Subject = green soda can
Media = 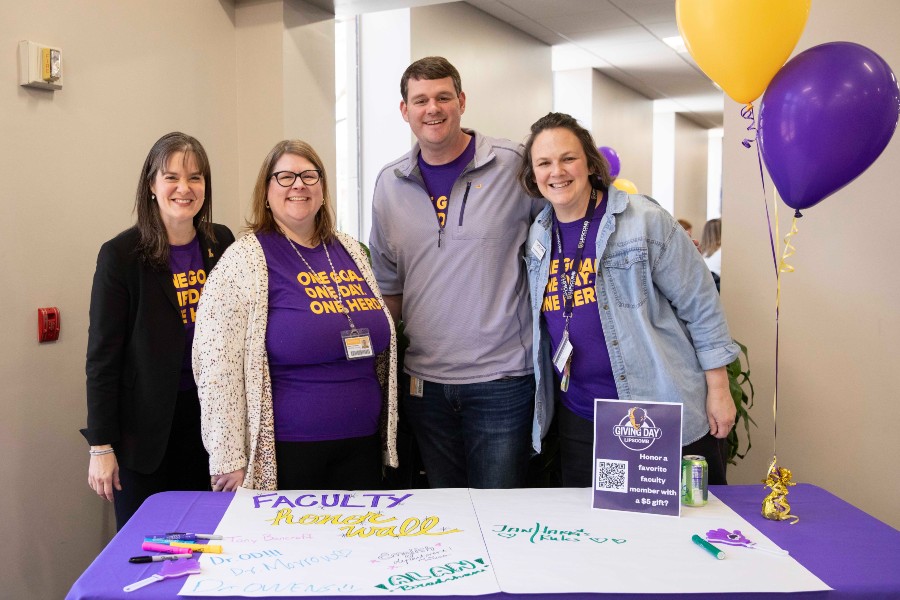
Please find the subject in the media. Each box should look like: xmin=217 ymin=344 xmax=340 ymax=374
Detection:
xmin=681 ymin=455 xmax=708 ymax=507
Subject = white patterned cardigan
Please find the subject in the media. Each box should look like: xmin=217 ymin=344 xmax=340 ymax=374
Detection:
xmin=193 ymin=231 xmax=399 ymax=490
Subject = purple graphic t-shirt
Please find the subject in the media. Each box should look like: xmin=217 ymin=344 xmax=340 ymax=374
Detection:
xmin=257 ymin=232 xmax=391 ymax=442
xmin=169 ymin=236 xmax=206 ymax=390
xmin=541 ymin=204 xmax=619 ymax=419
xmin=418 ymin=135 xmax=476 ymax=229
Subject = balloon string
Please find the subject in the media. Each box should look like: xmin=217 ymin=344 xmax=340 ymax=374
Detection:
xmin=749 ymin=107 xmax=779 ymax=273
xmin=741 ymin=102 xmax=757 ymax=148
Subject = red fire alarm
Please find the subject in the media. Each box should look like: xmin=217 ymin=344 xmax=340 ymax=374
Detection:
xmin=38 ymin=307 xmax=60 ymax=342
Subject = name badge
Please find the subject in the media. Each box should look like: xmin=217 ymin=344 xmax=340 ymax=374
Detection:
xmin=530 ymin=240 xmax=546 ymax=261
xmin=409 ymin=376 xmax=424 ymax=397
xmin=341 ymin=328 xmax=374 ymax=360
xmin=552 ymin=331 xmax=573 ymax=373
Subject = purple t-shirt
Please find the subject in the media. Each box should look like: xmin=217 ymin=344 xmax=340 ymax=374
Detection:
xmin=541 ymin=204 xmax=619 ymax=419
xmin=169 ymin=237 xmax=206 ymax=390
xmin=418 ymin=136 xmax=476 ymax=229
xmin=257 ymin=232 xmax=391 ymax=442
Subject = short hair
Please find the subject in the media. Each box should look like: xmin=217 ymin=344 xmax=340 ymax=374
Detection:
xmin=518 ymin=112 xmax=612 ymax=198
xmin=400 ymin=56 xmax=462 ymax=102
xmin=677 ymin=219 xmax=693 ymax=231
xmin=700 ymin=218 xmax=722 ymax=257
xmin=135 ymin=132 xmax=215 ymax=267
xmin=246 ymin=140 xmax=335 ymax=245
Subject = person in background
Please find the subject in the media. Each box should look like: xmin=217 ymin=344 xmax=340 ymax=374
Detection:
xmin=194 ymin=139 xmax=398 ymax=491
xmin=700 ymin=218 xmax=722 ymax=277
xmin=677 ymin=218 xmax=693 ymax=238
xmin=519 ymin=113 xmax=738 ymax=487
xmin=83 ymin=132 xmax=235 ymax=529
xmin=368 ymin=56 xmax=546 ymax=489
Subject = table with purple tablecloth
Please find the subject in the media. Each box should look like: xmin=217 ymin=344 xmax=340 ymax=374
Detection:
xmin=66 ymin=484 xmax=900 ymax=599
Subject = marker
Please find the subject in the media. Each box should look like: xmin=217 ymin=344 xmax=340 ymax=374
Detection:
xmin=141 ymin=541 xmax=192 ymax=554
xmin=144 ymin=537 xmax=177 ymax=545
xmin=170 ymin=542 xmax=223 ymax=554
xmin=129 ymin=554 xmax=193 ymax=563
xmin=692 ymin=534 xmax=725 ymax=560
xmin=165 ymin=532 xmax=223 ymax=541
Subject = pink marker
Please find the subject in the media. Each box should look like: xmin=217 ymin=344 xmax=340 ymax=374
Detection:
xmin=142 ymin=541 xmax=192 ymax=554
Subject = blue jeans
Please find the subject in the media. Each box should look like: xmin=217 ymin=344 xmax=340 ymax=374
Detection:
xmin=402 ymin=375 xmax=535 ymax=488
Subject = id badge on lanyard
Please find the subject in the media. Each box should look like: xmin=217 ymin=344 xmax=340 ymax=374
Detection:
xmin=341 ymin=328 xmax=374 ymax=360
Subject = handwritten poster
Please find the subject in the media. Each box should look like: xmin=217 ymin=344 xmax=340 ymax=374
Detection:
xmin=593 ymin=399 xmax=683 ymax=516
xmin=180 ymin=488 xmax=498 ymax=597
xmin=471 ymin=488 xmax=830 ymax=595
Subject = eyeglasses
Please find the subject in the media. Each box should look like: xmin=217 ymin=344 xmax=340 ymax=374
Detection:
xmin=270 ymin=169 xmax=321 ymax=187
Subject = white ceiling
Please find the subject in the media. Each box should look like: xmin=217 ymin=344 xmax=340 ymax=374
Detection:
xmin=316 ymin=0 xmax=725 ymax=128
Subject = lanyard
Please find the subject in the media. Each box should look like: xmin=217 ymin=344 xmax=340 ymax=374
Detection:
xmin=553 ymin=189 xmax=598 ymax=332
xmin=284 ymin=233 xmax=357 ymax=330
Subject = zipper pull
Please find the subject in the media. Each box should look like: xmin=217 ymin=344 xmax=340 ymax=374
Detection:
xmin=438 ymin=228 xmax=443 ymax=248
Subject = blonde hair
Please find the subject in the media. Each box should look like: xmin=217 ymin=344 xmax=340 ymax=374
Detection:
xmin=246 ymin=140 xmax=335 ymax=245
xmin=700 ymin=218 xmax=721 ymax=257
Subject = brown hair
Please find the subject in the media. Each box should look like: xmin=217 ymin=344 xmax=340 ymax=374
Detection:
xmin=517 ymin=112 xmax=612 ymax=198
xmin=400 ymin=56 xmax=462 ymax=102
xmin=135 ymin=132 xmax=215 ymax=268
xmin=246 ymin=140 xmax=335 ymax=245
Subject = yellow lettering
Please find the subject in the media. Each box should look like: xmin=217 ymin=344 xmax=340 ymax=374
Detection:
xmin=345 ymin=298 xmax=361 ymax=311
xmin=310 ymin=301 xmax=324 ymax=315
xmin=187 ymin=270 xmax=197 ymax=286
xmin=196 ymin=269 xmax=206 ymax=284
xmin=435 ymin=195 xmax=448 ymax=210
xmin=582 ymin=287 xmax=596 ymax=304
xmin=545 ymin=277 xmax=558 ymax=293
xmin=574 ymin=288 xmax=585 ymax=306
xmin=174 ymin=272 xmax=188 ymax=288
xmin=268 ymin=508 xmax=295 ymax=525
xmin=189 ymin=306 xmax=197 ymax=322
xmin=438 ymin=212 xmax=446 ymax=227
xmin=297 ymin=272 xmax=312 ymax=286
xmin=180 ymin=308 xmax=188 ymax=324
xmin=549 ymin=259 xmax=558 ymax=275
xmin=541 ymin=295 xmax=560 ymax=312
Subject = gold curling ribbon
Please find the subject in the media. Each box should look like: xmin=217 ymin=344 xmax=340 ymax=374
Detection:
xmin=761 ymin=456 xmax=799 ymax=524
xmin=764 ymin=188 xmax=802 ymax=521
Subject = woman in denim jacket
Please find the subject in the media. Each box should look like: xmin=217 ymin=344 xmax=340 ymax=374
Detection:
xmin=518 ymin=113 xmax=739 ymax=486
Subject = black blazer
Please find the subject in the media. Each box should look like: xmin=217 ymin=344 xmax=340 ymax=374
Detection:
xmin=82 ymin=224 xmax=235 ymax=474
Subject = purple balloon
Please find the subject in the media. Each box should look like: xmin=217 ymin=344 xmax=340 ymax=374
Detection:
xmin=759 ymin=42 xmax=900 ymax=214
xmin=598 ymin=146 xmax=621 ymax=179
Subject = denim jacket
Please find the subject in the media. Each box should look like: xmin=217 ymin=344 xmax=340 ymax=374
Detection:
xmin=525 ymin=187 xmax=739 ymax=452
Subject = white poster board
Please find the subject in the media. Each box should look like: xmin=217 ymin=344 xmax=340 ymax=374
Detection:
xmin=470 ymin=487 xmax=830 ymax=595
xmin=180 ymin=487 xmax=830 ymax=596
xmin=180 ymin=488 xmax=497 ymax=596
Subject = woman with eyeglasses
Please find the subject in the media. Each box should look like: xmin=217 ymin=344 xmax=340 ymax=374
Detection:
xmin=82 ymin=132 xmax=235 ymax=528
xmin=194 ymin=140 xmax=398 ymax=491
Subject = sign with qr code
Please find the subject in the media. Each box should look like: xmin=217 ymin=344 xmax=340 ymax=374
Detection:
xmin=592 ymin=399 xmax=682 ymax=516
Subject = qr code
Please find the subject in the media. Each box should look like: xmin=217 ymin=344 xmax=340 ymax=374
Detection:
xmin=596 ymin=459 xmax=628 ymax=492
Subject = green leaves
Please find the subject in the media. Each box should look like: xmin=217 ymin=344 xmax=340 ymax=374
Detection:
xmin=726 ymin=340 xmax=756 ymax=465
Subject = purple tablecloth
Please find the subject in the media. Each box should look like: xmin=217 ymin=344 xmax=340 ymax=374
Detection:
xmin=67 ymin=484 xmax=900 ymax=599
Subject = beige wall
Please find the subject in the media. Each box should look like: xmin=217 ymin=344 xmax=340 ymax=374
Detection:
xmin=0 ymin=0 xmax=337 ymax=595
xmin=0 ymin=1 xmax=241 ymax=596
xmin=410 ymin=1 xmax=552 ymax=144
xmin=673 ymin=114 xmax=709 ymax=231
xmin=236 ymin=0 xmax=336 ymax=225
xmin=591 ymin=69 xmax=654 ymax=195
xmin=723 ymin=0 xmax=900 ymax=529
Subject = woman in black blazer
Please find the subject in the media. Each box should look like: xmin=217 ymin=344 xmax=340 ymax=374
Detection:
xmin=82 ymin=132 xmax=235 ymax=529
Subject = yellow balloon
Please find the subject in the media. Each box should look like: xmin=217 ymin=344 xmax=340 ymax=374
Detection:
xmin=676 ymin=0 xmax=810 ymax=104
xmin=612 ymin=178 xmax=638 ymax=194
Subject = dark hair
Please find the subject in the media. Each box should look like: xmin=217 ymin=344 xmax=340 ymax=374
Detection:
xmin=246 ymin=139 xmax=335 ymax=245
xmin=518 ymin=112 xmax=612 ymax=198
xmin=400 ymin=56 xmax=462 ymax=102
xmin=135 ymin=132 xmax=215 ymax=267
